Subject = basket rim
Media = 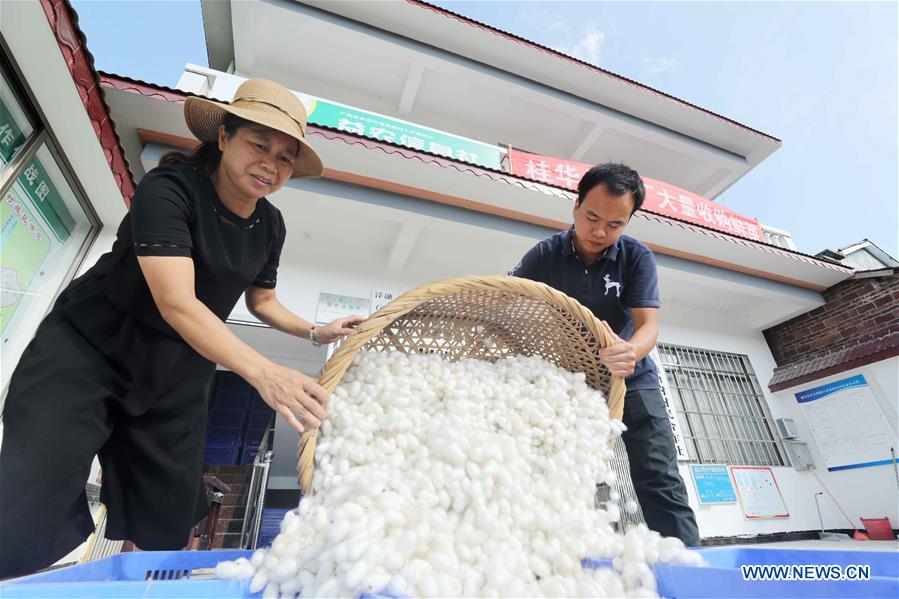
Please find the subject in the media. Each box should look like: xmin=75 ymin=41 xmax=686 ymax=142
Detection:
xmin=298 ymin=275 xmax=627 ymax=493
xmin=319 ymin=275 xmax=617 ymax=389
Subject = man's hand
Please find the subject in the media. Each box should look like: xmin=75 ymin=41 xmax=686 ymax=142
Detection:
xmin=598 ymin=320 xmax=637 ymax=378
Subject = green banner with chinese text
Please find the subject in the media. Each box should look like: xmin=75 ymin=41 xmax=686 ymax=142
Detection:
xmin=304 ymin=98 xmax=504 ymax=170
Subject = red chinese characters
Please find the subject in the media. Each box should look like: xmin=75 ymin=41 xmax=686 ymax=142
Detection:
xmin=508 ymin=149 xmax=764 ymax=242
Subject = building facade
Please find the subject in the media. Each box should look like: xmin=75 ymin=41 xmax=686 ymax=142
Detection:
xmin=2 ymin=0 xmax=894 ymax=553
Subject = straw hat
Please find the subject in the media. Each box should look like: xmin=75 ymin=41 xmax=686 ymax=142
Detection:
xmin=184 ymin=79 xmax=324 ymax=178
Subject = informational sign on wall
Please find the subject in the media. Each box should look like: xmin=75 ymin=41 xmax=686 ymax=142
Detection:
xmin=689 ymin=464 xmax=737 ymax=504
xmin=731 ymin=466 xmax=789 ymax=519
xmin=297 ymin=94 xmax=505 ymax=170
xmin=650 ymin=347 xmax=690 ymax=461
xmin=795 ymin=374 xmax=897 ymax=472
xmin=1 ymin=151 xmax=74 ymax=339
xmin=315 ymin=293 xmax=369 ymax=326
xmin=0 ymin=94 xmax=29 ymax=164
xmin=369 ymin=289 xmax=399 ymax=316
xmin=507 ymin=148 xmax=765 ymax=242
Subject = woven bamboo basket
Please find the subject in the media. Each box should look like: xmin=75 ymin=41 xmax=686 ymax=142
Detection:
xmin=297 ymin=275 xmax=626 ymax=494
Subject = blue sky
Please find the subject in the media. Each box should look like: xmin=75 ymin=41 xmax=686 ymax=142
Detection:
xmin=74 ymin=1 xmax=897 ymax=256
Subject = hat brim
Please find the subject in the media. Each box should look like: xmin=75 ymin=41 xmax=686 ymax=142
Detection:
xmin=183 ymin=96 xmax=324 ymax=179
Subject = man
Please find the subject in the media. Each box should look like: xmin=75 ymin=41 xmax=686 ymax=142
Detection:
xmin=510 ymin=162 xmax=699 ymax=546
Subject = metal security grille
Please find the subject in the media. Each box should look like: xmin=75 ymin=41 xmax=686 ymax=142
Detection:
xmin=657 ymin=344 xmax=786 ymax=466
xmin=595 ymin=437 xmax=647 ymax=533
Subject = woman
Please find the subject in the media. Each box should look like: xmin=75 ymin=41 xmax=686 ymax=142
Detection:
xmin=0 ymin=79 xmax=363 ymax=577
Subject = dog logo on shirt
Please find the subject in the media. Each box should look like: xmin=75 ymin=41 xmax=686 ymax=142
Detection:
xmin=604 ymin=274 xmax=622 ymax=297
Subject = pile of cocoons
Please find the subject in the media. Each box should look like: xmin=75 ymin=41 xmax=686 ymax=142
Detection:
xmin=216 ymin=350 xmax=704 ymax=597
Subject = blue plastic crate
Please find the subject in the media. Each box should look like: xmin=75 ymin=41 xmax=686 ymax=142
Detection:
xmin=256 ymin=530 xmax=276 ymax=548
xmin=247 ymin=410 xmax=273 ymax=430
xmin=249 ymin=392 xmax=270 ymax=413
xmin=203 ymin=444 xmax=239 ymax=466
xmin=212 ymin=389 xmax=252 ymax=411
xmin=2 ymin=546 xmax=895 ymax=598
xmin=262 ymin=508 xmax=291 ymax=519
xmin=257 ymin=508 xmax=290 ymax=547
xmin=583 ymin=547 xmax=898 ymax=598
xmin=255 ymin=509 xmax=291 ymax=547
xmin=0 ymin=550 xmax=253 ymax=598
xmin=205 ymin=425 xmax=243 ymax=447
xmin=207 ymin=409 xmax=246 ymax=429
xmin=243 ymin=428 xmax=264 ymax=448
xmin=256 ymin=522 xmax=281 ymax=547
xmin=239 ymin=447 xmax=261 ymax=465
xmin=216 ymin=371 xmax=250 ymax=392
xmin=0 ymin=549 xmax=402 ymax=598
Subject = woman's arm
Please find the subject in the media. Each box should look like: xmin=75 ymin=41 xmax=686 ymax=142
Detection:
xmin=246 ymin=286 xmax=364 ymax=344
xmin=245 ymin=286 xmax=312 ymax=338
xmin=138 ymin=255 xmax=325 ymax=432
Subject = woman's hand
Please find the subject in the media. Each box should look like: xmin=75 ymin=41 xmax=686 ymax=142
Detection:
xmin=252 ymin=363 xmax=329 ymax=433
xmin=597 ymin=320 xmax=637 ymax=378
xmin=314 ymin=315 xmax=366 ymax=344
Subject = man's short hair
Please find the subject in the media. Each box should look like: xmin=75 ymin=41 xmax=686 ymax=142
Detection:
xmin=577 ymin=163 xmax=645 ymax=215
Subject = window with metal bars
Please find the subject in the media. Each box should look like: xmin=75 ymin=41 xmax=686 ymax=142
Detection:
xmin=656 ymin=343 xmax=786 ymax=466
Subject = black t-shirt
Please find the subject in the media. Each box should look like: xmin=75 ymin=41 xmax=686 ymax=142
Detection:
xmin=87 ymin=162 xmax=286 ymax=338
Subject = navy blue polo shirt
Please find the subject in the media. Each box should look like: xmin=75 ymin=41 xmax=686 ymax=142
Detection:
xmin=510 ymin=227 xmax=660 ymax=390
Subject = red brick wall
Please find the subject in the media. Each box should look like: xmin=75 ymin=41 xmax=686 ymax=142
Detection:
xmin=764 ymin=273 xmax=899 ymax=366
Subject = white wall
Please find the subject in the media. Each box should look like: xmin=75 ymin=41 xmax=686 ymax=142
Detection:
xmin=660 ymin=300 xmax=899 ymax=539
xmin=764 ymin=360 xmax=898 ymax=532
xmin=230 ymin=254 xmax=427 ymax=329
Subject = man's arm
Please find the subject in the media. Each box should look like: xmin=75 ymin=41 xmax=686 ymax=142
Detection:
xmin=509 ymin=244 xmax=541 ymax=280
xmin=629 ymin=307 xmax=660 ymax=361
xmin=598 ymin=308 xmax=659 ymax=377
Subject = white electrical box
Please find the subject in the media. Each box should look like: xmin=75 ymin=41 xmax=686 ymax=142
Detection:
xmin=785 ymin=441 xmax=815 ymax=470
xmin=776 ymin=417 xmax=799 ymax=440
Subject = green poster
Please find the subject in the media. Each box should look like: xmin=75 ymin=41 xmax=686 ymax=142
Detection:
xmin=15 ymin=156 xmax=73 ymax=243
xmin=1 ymin=186 xmax=53 ymax=334
xmin=0 ymin=96 xmax=28 ymax=165
xmin=305 ymin=98 xmax=504 ymax=170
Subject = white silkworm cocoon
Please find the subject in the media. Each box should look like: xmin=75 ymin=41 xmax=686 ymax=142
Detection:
xmin=607 ymin=503 xmax=621 ymax=522
xmin=248 ymin=570 xmax=268 ymax=594
xmin=261 ymin=581 xmax=278 ymax=599
xmin=215 ymin=350 xmax=705 ymax=596
xmin=214 ymin=560 xmax=238 ymax=580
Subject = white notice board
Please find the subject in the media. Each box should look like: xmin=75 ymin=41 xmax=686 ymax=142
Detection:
xmin=315 ymin=293 xmax=369 ymax=325
xmin=370 ymin=289 xmax=399 ymax=316
xmin=650 ymin=347 xmax=690 ymax=461
xmin=795 ymin=374 xmax=897 ymax=472
xmin=731 ymin=466 xmax=789 ymax=519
